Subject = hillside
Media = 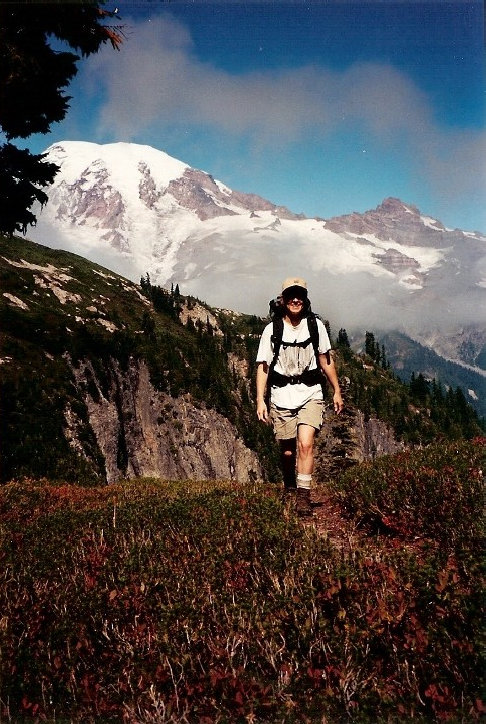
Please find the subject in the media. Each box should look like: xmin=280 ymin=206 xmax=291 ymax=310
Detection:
xmin=0 ymin=234 xmax=272 ymax=485
xmin=1 ymin=234 xmax=483 ymax=487
xmin=376 ymin=330 xmax=486 ymax=420
xmin=0 ymin=438 xmax=484 ymax=722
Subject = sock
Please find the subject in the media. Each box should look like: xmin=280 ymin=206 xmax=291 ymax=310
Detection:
xmin=296 ymin=473 xmax=312 ymax=490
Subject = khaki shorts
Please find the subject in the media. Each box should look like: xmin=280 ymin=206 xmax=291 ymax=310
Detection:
xmin=270 ymin=399 xmax=324 ymax=440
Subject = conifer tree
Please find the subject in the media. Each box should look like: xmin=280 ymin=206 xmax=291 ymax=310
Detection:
xmin=337 ymin=328 xmax=350 ymax=347
xmin=141 ymin=311 xmax=156 ymax=342
xmin=0 ymin=2 xmax=124 ymax=236
xmin=381 ymin=344 xmax=388 ymax=369
xmin=365 ymin=331 xmax=376 ymax=359
xmin=140 ymin=273 xmax=151 ymax=295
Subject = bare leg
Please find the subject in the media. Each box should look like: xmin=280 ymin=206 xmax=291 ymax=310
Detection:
xmin=296 ymin=424 xmax=316 ymax=475
xmin=295 ymin=424 xmax=315 ymax=517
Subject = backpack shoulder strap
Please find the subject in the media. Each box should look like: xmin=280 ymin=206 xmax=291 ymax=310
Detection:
xmin=307 ymin=313 xmax=320 ymax=361
xmin=307 ymin=313 xmax=329 ymax=394
xmin=270 ymin=316 xmax=284 ymax=368
xmin=265 ymin=317 xmax=283 ymax=408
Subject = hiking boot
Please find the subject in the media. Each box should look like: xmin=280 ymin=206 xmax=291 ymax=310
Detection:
xmin=280 ymin=484 xmax=296 ymax=504
xmin=283 ymin=471 xmax=297 ymax=491
xmin=296 ymin=488 xmax=313 ymax=518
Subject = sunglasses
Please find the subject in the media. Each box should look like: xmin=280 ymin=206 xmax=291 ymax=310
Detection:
xmin=284 ymin=296 xmax=305 ymax=304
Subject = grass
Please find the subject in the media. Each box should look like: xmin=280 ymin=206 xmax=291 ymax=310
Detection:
xmin=0 ymin=438 xmax=484 ymax=723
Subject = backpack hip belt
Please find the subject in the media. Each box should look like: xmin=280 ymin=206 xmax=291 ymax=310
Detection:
xmin=270 ymin=367 xmax=322 ymax=387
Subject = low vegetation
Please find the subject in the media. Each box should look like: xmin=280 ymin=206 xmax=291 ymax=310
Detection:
xmin=1 ymin=438 xmax=484 ymax=722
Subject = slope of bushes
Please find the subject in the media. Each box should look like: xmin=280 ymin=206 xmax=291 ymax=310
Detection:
xmin=333 ymin=338 xmax=485 ymax=446
xmin=331 ymin=438 xmax=485 ymax=551
xmin=0 ymin=439 xmax=484 ymax=722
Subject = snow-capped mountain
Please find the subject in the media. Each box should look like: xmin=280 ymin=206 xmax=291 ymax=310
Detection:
xmin=30 ymin=141 xmax=485 ymax=370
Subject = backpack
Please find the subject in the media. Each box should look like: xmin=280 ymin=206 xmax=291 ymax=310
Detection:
xmin=265 ymin=298 xmax=326 ymax=405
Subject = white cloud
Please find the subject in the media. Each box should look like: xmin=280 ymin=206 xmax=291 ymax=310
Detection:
xmin=418 ymin=128 xmax=486 ymax=212
xmin=85 ymin=14 xmax=484 ymax=225
xmin=89 ymin=17 xmax=432 ymax=141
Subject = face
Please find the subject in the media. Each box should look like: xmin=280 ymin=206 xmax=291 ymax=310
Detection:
xmin=283 ymin=289 xmax=306 ymax=313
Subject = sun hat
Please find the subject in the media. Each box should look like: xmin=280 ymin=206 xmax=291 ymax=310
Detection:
xmin=281 ymin=277 xmax=308 ymax=295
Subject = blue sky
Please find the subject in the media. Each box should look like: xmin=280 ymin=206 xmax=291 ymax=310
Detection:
xmin=27 ymin=0 xmax=485 ymax=231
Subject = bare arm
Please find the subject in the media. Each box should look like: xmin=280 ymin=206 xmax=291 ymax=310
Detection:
xmin=319 ymin=351 xmax=344 ymax=414
xmin=256 ymin=361 xmax=269 ymax=421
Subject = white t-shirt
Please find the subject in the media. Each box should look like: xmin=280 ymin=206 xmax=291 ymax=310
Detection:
xmin=256 ymin=316 xmax=331 ymax=409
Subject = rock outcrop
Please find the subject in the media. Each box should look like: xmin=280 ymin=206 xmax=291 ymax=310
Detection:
xmin=66 ymin=356 xmax=262 ymax=484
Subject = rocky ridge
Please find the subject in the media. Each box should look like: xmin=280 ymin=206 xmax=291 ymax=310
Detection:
xmin=325 ymin=197 xmax=450 ymax=245
xmin=315 ymin=391 xmax=403 ymax=485
xmin=67 ymin=356 xmax=261 ymax=484
xmin=0 ymin=236 xmax=264 ymax=485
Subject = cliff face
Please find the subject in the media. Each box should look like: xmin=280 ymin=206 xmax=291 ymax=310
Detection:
xmin=66 ymin=356 xmax=262 ymax=484
xmin=64 ymin=353 xmax=402 ymax=488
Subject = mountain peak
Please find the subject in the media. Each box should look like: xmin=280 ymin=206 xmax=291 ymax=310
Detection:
xmin=45 ymin=140 xmax=190 ymax=188
xmin=29 ymin=140 xmax=485 ymax=344
xmin=376 ymin=197 xmax=420 ymax=216
xmin=325 ymin=195 xmax=449 ymax=245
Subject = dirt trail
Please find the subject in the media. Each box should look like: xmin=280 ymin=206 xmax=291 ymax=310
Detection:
xmin=306 ymin=486 xmax=426 ymax=561
xmin=304 ymin=486 xmax=363 ymax=554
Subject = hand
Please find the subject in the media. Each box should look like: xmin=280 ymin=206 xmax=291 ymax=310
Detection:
xmin=257 ymin=400 xmax=268 ymax=422
xmin=333 ymin=391 xmax=344 ymax=414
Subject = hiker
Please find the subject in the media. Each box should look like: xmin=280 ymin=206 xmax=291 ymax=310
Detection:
xmin=256 ymin=277 xmax=343 ymax=517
